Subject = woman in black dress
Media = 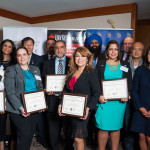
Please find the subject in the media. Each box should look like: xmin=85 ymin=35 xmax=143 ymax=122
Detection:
xmin=131 ymin=47 xmax=150 ymax=150
xmin=0 ymin=39 xmax=16 ymax=150
xmin=58 ymin=47 xmax=100 ymax=150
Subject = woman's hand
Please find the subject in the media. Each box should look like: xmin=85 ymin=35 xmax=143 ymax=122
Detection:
xmin=139 ymin=107 xmax=148 ymax=117
xmin=58 ymin=105 xmax=65 ymax=116
xmin=47 ymin=92 xmax=55 ymax=95
xmin=0 ymin=106 xmax=6 ymax=114
xmin=99 ymin=96 xmax=107 ymax=103
xmin=121 ymin=98 xmax=128 ymax=102
xmin=80 ymin=107 xmax=90 ymax=120
xmin=20 ymin=107 xmax=30 ymax=117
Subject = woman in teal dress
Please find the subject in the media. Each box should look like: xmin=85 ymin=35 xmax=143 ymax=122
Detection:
xmin=96 ymin=40 xmax=132 ymax=150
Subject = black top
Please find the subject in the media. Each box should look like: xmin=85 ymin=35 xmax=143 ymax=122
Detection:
xmin=63 ymin=69 xmax=101 ymax=110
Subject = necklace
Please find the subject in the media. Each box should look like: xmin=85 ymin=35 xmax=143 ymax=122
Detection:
xmin=107 ymin=61 xmax=119 ymax=71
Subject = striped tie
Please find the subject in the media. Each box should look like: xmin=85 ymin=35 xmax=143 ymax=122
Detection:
xmin=57 ymin=59 xmax=63 ymax=74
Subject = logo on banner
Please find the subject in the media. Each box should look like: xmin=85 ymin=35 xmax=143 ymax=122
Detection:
xmin=117 ymin=33 xmax=121 ymax=38
xmin=107 ymin=33 xmax=111 ymax=38
xmin=49 ymin=34 xmax=55 ymax=39
xmin=87 ymin=32 xmax=92 ymax=37
xmin=97 ymin=32 xmax=102 ymax=37
xmin=127 ymin=33 xmax=132 ymax=37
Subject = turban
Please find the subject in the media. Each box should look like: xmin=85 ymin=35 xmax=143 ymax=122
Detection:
xmin=86 ymin=34 xmax=102 ymax=48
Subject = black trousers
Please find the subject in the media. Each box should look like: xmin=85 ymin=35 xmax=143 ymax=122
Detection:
xmin=0 ymin=113 xmax=7 ymax=141
xmin=9 ymin=112 xmax=39 ymax=150
xmin=47 ymin=112 xmax=74 ymax=150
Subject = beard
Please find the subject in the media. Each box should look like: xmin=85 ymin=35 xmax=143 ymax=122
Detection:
xmin=48 ymin=46 xmax=55 ymax=56
xmin=88 ymin=45 xmax=102 ymax=59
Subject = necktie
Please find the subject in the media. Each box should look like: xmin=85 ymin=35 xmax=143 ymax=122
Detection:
xmin=57 ymin=59 xmax=63 ymax=74
xmin=125 ymin=54 xmax=130 ymax=61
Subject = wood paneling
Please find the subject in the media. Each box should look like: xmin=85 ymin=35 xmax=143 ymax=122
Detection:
xmin=0 ymin=8 xmax=30 ymax=23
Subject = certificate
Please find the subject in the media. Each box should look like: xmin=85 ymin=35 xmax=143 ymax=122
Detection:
xmin=22 ymin=90 xmax=47 ymax=114
xmin=101 ymin=78 xmax=128 ymax=100
xmin=46 ymin=75 xmax=66 ymax=93
xmin=0 ymin=91 xmax=5 ymax=113
xmin=61 ymin=93 xmax=87 ymax=118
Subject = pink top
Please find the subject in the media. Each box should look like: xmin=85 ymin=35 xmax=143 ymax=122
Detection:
xmin=69 ymin=76 xmax=77 ymax=91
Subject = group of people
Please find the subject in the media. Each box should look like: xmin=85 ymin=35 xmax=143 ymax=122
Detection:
xmin=0 ymin=34 xmax=149 ymax=150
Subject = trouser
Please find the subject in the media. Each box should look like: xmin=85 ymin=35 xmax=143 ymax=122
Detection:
xmin=9 ymin=112 xmax=39 ymax=150
xmin=0 ymin=113 xmax=7 ymax=141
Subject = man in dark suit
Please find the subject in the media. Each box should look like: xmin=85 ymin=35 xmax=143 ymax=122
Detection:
xmin=43 ymin=38 xmax=56 ymax=61
xmin=42 ymin=40 xmax=73 ymax=150
xmin=122 ymin=37 xmax=134 ymax=61
xmin=22 ymin=37 xmax=47 ymax=147
xmin=22 ymin=37 xmax=43 ymax=68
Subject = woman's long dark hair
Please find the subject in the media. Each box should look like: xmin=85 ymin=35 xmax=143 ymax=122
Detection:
xmin=144 ymin=46 xmax=150 ymax=68
xmin=0 ymin=39 xmax=16 ymax=64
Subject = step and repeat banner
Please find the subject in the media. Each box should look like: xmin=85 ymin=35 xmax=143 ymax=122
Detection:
xmin=3 ymin=27 xmax=133 ymax=57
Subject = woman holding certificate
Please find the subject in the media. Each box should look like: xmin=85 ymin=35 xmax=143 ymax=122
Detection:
xmin=4 ymin=47 xmax=43 ymax=150
xmin=130 ymin=47 xmax=150 ymax=150
xmin=0 ymin=39 xmax=16 ymax=150
xmin=95 ymin=40 xmax=132 ymax=150
xmin=58 ymin=47 xmax=100 ymax=150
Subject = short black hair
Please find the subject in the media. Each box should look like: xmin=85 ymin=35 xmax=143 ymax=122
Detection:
xmin=46 ymin=38 xmax=56 ymax=45
xmin=21 ymin=37 xmax=34 ymax=46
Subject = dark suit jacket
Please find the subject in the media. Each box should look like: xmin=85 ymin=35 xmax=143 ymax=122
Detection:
xmin=42 ymin=56 xmax=70 ymax=112
xmin=96 ymin=59 xmax=132 ymax=93
xmin=63 ymin=69 xmax=101 ymax=110
xmin=30 ymin=53 xmax=43 ymax=70
xmin=4 ymin=64 xmax=43 ymax=114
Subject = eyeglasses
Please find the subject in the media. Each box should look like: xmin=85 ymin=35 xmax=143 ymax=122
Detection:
xmin=124 ymin=43 xmax=133 ymax=46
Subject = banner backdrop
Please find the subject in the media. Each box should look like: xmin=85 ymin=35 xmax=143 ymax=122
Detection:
xmin=86 ymin=29 xmax=133 ymax=53
xmin=3 ymin=27 xmax=47 ymax=56
xmin=47 ymin=29 xmax=86 ymax=57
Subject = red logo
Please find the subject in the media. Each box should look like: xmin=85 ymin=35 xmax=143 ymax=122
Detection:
xmin=49 ymin=34 xmax=55 ymax=39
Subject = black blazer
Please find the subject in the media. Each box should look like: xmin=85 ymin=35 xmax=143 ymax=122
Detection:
xmin=42 ymin=56 xmax=70 ymax=112
xmin=30 ymin=53 xmax=43 ymax=70
xmin=63 ymin=69 xmax=101 ymax=110
xmin=96 ymin=59 xmax=132 ymax=93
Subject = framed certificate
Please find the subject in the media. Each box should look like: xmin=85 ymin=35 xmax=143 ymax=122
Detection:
xmin=45 ymin=74 xmax=66 ymax=93
xmin=101 ymin=78 xmax=128 ymax=100
xmin=0 ymin=90 xmax=5 ymax=113
xmin=61 ymin=93 xmax=88 ymax=118
xmin=22 ymin=90 xmax=48 ymax=114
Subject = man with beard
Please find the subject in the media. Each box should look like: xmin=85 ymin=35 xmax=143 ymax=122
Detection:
xmin=86 ymin=34 xmax=105 ymax=67
xmin=43 ymin=38 xmax=56 ymax=61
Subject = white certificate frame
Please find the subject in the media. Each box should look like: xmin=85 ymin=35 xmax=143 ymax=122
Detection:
xmin=61 ymin=93 xmax=88 ymax=118
xmin=0 ymin=90 xmax=5 ymax=113
xmin=45 ymin=74 xmax=66 ymax=93
xmin=101 ymin=78 xmax=128 ymax=100
xmin=22 ymin=90 xmax=47 ymax=114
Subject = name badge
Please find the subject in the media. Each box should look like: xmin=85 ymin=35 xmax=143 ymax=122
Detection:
xmin=120 ymin=66 xmax=129 ymax=72
xmin=34 ymin=75 xmax=41 ymax=81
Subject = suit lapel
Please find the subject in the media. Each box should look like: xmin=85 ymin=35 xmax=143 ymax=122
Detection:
xmin=50 ymin=58 xmax=55 ymax=74
xmin=15 ymin=64 xmax=25 ymax=83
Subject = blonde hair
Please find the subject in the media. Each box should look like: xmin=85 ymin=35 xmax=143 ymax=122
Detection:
xmin=67 ymin=47 xmax=94 ymax=78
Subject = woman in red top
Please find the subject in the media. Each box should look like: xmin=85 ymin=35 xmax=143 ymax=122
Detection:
xmin=58 ymin=47 xmax=100 ymax=150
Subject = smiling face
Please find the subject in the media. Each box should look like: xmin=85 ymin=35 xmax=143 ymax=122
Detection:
xmin=23 ymin=40 xmax=34 ymax=55
xmin=54 ymin=41 xmax=66 ymax=59
xmin=2 ymin=41 xmax=13 ymax=55
xmin=75 ymin=52 xmax=88 ymax=68
xmin=131 ymin=42 xmax=144 ymax=59
xmin=16 ymin=48 xmax=29 ymax=66
xmin=123 ymin=37 xmax=134 ymax=54
xmin=107 ymin=44 xmax=119 ymax=60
